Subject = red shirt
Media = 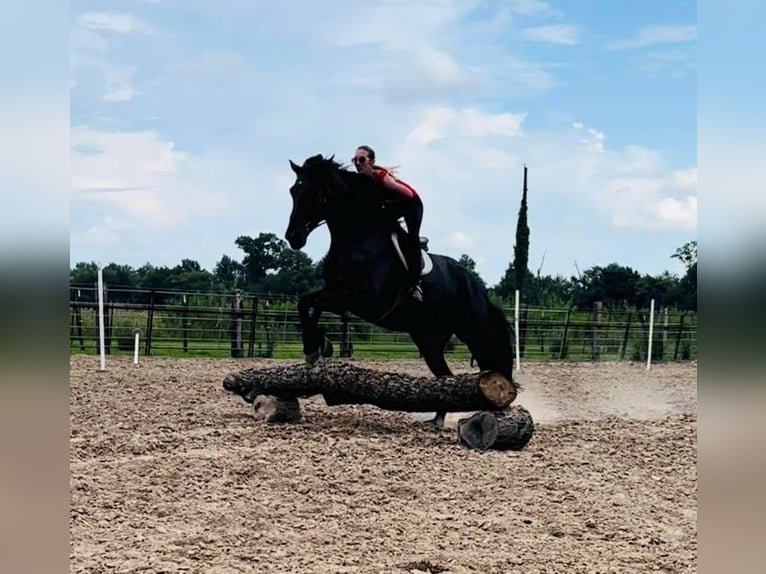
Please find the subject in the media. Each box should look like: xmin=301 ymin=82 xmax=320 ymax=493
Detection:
xmin=375 ymin=168 xmax=417 ymax=199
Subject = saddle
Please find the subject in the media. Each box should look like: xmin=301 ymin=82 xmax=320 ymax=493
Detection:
xmin=390 ymin=230 xmax=434 ymax=276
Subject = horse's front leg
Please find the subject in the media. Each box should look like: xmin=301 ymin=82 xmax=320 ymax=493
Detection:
xmin=297 ymin=289 xmax=347 ymax=365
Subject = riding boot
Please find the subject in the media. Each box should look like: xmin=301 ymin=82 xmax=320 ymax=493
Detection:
xmin=406 ymin=242 xmax=424 ymax=302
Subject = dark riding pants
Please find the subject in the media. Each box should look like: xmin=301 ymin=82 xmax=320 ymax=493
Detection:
xmin=402 ymin=195 xmax=423 ymax=286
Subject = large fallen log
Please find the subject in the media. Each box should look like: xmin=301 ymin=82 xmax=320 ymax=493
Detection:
xmin=457 ymin=406 xmax=534 ymax=451
xmin=222 ymin=360 xmax=518 ymax=413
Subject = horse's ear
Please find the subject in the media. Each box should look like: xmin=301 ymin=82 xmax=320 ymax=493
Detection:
xmin=289 ymin=159 xmax=302 ymax=175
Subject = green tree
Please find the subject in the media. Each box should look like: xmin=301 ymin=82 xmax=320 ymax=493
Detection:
xmin=70 ymin=261 xmax=99 ymax=286
xmin=572 ymin=263 xmax=642 ymax=309
xmin=258 ymin=249 xmax=321 ymax=295
xmin=214 ymin=255 xmax=244 ymax=290
xmin=170 ymin=259 xmax=216 ymax=292
xmin=528 ymin=274 xmax=576 ymax=307
xmin=513 ymin=165 xmax=530 ymax=295
xmin=671 ymin=240 xmax=697 ymax=311
xmin=235 ymin=232 xmax=286 ymax=288
xmin=70 ymin=262 xmax=139 ymax=302
xmin=671 ymin=240 xmax=697 ymax=269
xmin=456 ymin=254 xmax=486 ymax=290
xmin=635 ymin=271 xmax=679 ymax=309
xmin=492 ymin=261 xmax=535 ymax=301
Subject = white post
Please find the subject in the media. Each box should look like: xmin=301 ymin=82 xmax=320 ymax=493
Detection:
xmin=514 ymin=289 xmax=521 ymax=371
xmin=646 ymin=298 xmax=655 ymax=371
xmin=133 ymin=329 xmax=141 ymax=366
xmin=97 ymin=267 xmax=106 ymax=371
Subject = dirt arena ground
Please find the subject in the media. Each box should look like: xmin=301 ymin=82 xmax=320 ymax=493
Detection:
xmin=70 ymin=355 xmax=697 ymax=574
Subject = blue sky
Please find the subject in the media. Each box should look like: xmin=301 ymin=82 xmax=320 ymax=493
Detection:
xmin=70 ymin=0 xmax=697 ymax=286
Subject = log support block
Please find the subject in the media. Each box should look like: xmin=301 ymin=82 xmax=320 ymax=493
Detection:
xmin=457 ymin=406 xmax=534 ymax=451
xmin=251 ymin=396 xmax=301 ymax=423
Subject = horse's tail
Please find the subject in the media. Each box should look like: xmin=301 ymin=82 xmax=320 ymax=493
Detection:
xmin=449 ymin=256 xmax=519 ymax=390
xmin=484 ymin=299 xmax=521 ymax=391
xmin=486 ymin=298 xmax=514 ymax=345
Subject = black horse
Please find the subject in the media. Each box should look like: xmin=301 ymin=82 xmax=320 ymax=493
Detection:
xmin=284 ymin=154 xmax=517 ymax=427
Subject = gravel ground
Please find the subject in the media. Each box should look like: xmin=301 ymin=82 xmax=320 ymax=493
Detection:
xmin=70 ymin=355 xmax=697 ymax=573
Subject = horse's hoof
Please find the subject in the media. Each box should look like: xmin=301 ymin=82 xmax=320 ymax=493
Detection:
xmin=424 ymin=412 xmax=446 ymax=429
xmin=321 ymin=337 xmax=334 ymax=357
xmin=305 ymin=349 xmax=320 ymax=365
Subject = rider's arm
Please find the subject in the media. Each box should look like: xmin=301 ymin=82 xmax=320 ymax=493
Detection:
xmin=376 ymin=169 xmax=416 ymax=199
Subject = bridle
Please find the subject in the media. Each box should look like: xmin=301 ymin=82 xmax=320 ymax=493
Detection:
xmin=301 ymin=167 xmax=346 ymax=234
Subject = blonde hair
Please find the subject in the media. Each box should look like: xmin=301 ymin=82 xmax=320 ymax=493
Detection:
xmin=379 ymin=164 xmax=401 ymax=176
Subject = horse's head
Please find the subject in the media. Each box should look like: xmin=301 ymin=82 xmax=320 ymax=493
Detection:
xmin=284 ymin=154 xmax=346 ymax=249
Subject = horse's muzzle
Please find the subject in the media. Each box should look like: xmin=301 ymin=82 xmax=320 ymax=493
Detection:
xmin=285 ymin=228 xmax=306 ymax=250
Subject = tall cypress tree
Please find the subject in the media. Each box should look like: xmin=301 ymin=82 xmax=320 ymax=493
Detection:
xmin=513 ymin=165 xmax=530 ymax=295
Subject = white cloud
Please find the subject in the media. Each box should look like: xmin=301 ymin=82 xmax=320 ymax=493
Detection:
xmin=652 ymin=196 xmax=697 ymax=230
xmin=574 ymin=123 xmax=605 ymax=153
xmin=636 ymin=48 xmax=695 ymax=78
xmin=447 ymin=231 xmax=474 ymax=250
xmin=385 ymin=111 xmax=696 ymax=269
xmin=322 ymin=0 xmax=468 ymax=49
xmin=504 ymin=0 xmax=561 ymax=19
xmin=606 ymin=25 xmax=697 ymax=50
xmin=169 ymin=51 xmax=249 ymax=75
xmin=74 ymin=215 xmax=136 ymax=245
xmin=379 ymin=45 xmax=477 ymax=102
xmin=71 ymin=12 xmax=149 ymax=102
xmin=102 ymin=65 xmax=138 ymax=101
xmin=315 ymin=0 xmax=561 ymax=102
xmin=670 ymin=167 xmax=697 ymax=191
xmin=78 ymin=12 xmax=152 ymax=34
xmin=71 ymin=128 xmax=229 ymax=229
xmin=521 ymin=24 xmax=581 ymax=45
xmin=405 ymin=106 xmax=526 ymax=145
xmin=553 ymin=128 xmax=698 ymax=232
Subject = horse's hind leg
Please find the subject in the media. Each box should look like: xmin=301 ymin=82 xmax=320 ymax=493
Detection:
xmin=411 ymin=331 xmax=453 ymax=428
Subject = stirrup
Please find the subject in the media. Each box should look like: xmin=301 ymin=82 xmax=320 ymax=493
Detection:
xmin=409 ymin=283 xmax=423 ymax=302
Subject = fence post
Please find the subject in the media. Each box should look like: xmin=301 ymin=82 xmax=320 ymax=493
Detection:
xmin=106 ymin=301 xmax=114 ymax=355
xmin=591 ymin=301 xmax=603 ymax=360
xmin=182 ymin=294 xmax=189 ymax=353
xmin=230 ymin=290 xmax=244 ymax=358
xmin=673 ymin=312 xmax=686 ymax=360
xmin=340 ymin=311 xmax=352 ymax=358
xmin=73 ymin=289 xmax=85 ymax=351
xmin=144 ymin=290 xmax=155 ymax=356
xmin=620 ymin=312 xmax=632 ymax=360
xmin=247 ymin=296 xmax=259 ymax=358
xmin=558 ymin=308 xmax=571 ymax=359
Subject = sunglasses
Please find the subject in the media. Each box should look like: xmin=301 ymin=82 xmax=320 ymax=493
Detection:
xmin=352 ymin=156 xmax=368 ymax=165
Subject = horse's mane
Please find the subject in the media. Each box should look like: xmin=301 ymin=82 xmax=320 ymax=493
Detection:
xmin=302 ymin=153 xmax=349 ymax=173
xmin=302 ymin=154 xmax=380 ymax=195
xmin=303 ymin=154 xmax=402 ymax=182
xmin=299 ymin=154 xmax=398 ymax=232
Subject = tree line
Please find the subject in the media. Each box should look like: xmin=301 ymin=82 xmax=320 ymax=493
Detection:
xmin=69 ymin=231 xmax=697 ymax=312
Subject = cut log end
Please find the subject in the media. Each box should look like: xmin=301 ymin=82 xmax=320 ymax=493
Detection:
xmin=478 ymin=370 xmax=517 ymax=408
xmin=252 ymin=396 xmax=302 ymax=423
xmin=457 ymin=411 xmax=499 ymax=450
xmin=457 ymin=405 xmax=534 ymax=451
